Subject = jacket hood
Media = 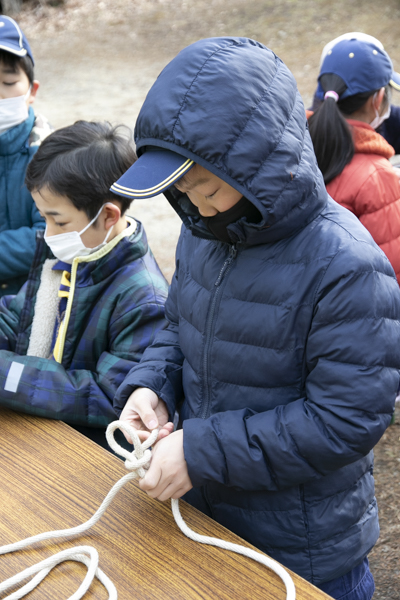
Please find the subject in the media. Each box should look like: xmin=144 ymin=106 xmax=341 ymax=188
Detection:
xmin=134 ymin=37 xmax=327 ymax=244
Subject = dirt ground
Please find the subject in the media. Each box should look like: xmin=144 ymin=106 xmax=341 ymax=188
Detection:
xmin=13 ymin=0 xmax=400 ymax=597
xmin=369 ymin=404 xmax=400 ymax=599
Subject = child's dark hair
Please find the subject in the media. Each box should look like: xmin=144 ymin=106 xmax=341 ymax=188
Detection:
xmin=25 ymin=121 xmax=137 ymax=219
xmin=308 ymin=74 xmax=390 ymax=184
xmin=0 ymin=49 xmax=34 ymax=85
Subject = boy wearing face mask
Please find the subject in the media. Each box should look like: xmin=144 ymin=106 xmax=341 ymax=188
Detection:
xmin=0 ymin=120 xmax=168 ymax=448
xmin=307 ymin=38 xmax=400 ymax=283
xmin=0 ymin=16 xmax=52 ymax=297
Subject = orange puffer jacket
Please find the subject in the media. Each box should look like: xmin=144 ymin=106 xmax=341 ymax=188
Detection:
xmin=326 ymin=119 xmax=400 ymax=284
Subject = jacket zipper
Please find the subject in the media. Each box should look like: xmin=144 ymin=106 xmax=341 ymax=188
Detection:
xmin=54 ymin=258 xmax=79 ymax=364
xmin=200 ymin=244 xmax=238 ymax=419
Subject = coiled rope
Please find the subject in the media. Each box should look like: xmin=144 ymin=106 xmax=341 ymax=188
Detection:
xmin=0 ymin=421 xmax=296 ymax=600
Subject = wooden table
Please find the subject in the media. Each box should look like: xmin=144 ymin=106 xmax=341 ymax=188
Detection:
xmin=0 ymin=408 xmax=332 ymax=599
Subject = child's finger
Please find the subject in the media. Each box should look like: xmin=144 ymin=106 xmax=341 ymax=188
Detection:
xmin=156 ymin=423 xmax=174 ymax=439
xmin=158 ymin=482 xmax=190 ymax=502
xmin=123 ymin=422 xmax=174 ymax=446
xmin=136 ymin=430 xmax=151 ymax=441
xmin=139 ymin=462 xmax=162 ymax=493
xmin=171 ymin=485 xmax=192 ymax=500
xmin=135 ymin=399 xmax=159 ymax=430
xmin=141 ymin=423 xmax=173 ymax=441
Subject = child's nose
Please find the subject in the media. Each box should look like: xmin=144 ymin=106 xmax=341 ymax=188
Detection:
xmin=45 ymin=224 xmax=58 ymax=237
xmin=196 ymin=199 xmax=218 ymax=217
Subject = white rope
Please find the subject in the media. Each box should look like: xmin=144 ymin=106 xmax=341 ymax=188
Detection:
xmin=0 ymin=424 xmax=157 ymax=600
xmin=0 ymin=421 xmax=296 ymax=600
xmin=171 ymin=500 xmax=296 ymax=598
xmin=0 ymin=547 xmax=117 ymax=600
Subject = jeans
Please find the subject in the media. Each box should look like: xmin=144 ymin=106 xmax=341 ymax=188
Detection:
xmin=318 ymin=558 xmax=375 ymax=600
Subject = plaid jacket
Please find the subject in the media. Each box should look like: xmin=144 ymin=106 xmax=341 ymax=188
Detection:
xmin=0 ymin=219 xmax=168 ymax=428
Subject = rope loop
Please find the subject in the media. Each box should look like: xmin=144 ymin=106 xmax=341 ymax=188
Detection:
xmin=105 ymin=421 xmax=159 ymax=478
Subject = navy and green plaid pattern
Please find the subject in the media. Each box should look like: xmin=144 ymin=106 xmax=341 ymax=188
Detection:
xmin=0 ymin=222 xmax=168 ymax=427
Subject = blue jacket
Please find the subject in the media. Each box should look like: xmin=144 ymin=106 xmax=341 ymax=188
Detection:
xmin=0 ymin=108 xmax=45 ymax=296
xmin=115 ymin=38 xmax=400 ymax=584
xmin=377 ymin=104 xmax=400 ymax=154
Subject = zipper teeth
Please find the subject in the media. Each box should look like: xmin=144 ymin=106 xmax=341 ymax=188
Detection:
xmin=200 ymin=291 xmax=221 ymax=419
xmin=215 ymin=260 xmax=229 ymax=287
xmin=200 ymin=246 xmax=237 ymax=419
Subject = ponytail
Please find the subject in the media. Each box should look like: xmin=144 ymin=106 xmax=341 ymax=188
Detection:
xmin=308 ymin=74 xmax=355 ymax=184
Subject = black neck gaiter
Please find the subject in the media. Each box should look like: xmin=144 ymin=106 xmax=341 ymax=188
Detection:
xmin=199 ymin=196 xmax=261 ymax=243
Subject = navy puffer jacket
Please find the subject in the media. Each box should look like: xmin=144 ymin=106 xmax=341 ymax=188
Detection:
xmin=115 ymin=38 xmax=400 ymax=584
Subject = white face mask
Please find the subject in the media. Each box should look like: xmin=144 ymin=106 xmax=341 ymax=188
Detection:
xmin=370 ymin=92 xmax=391 ymax=130
xmin=44 ymin=204 xmax=114 ymax=264
xmin=0 ymin=88 xmax=31 ymax=136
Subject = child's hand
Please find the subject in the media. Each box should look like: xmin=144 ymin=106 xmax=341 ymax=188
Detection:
xmin=139 ymin=430 xmax=192 ymax=501
xmin=119 ymin=387 xmax=174 ymax=443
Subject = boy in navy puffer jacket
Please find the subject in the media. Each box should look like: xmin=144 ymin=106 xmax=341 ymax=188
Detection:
xmin=112 ymin=38 xmax=400 ymax=600
xmin=0 ymin=16 xmax=51 ymax=297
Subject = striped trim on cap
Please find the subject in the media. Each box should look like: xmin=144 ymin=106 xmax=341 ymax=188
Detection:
xmin=390 ymin=78 xmax=400 ymax=92
xmin=111 ymin=158 xmax=194 ymax=199
xmin=0 ymin=43 xmax=26 ymax=56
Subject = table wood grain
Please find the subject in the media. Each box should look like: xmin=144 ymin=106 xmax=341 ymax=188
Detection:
xmin=0 ymin=408 xmax=332 ymax=599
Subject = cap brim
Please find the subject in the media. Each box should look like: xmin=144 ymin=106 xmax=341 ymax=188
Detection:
xmin=0 ymin=43 xmax=27 ymax=57
xmin=390 ymin=71 xmax=400 ymax=92
xmin=110 ymin=148 xmax=194 ymax=199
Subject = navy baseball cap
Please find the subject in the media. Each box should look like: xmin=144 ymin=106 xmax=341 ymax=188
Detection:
xmin=317 ymin=38 xmax=400 ymax=100
xmin=111 ymin=147 xmax=194 ymax=199
xmin=319 ymin=32 xmax=384 ymax=68
xmin=0 ymin=16 xmax=34 ymax=65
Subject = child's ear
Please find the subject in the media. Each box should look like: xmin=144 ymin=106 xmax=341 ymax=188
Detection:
xmin=371 ymin=87 xmax=385 ymax=112
xmin=104 ymin=202 xmax=121 ymax=230
xmin=28 ymin=81 xmax=40 ymax=105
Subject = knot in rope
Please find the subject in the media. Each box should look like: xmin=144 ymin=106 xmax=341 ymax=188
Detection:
xmin=105 ymin=421 xmax=159 ymax=479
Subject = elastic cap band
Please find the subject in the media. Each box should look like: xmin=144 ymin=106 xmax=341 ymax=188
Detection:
xmin=324 ymin=91 xmax=339 ymax=102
